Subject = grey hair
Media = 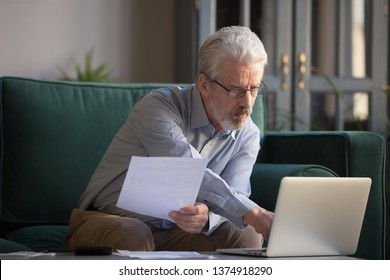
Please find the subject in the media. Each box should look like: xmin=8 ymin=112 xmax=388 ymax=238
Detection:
xmin=197 ymin=26 xmax=268 ymax=82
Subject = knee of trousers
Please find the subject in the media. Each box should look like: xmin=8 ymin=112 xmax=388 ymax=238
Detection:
xmin=214 ymin=223 xmax=263 ymax=248
xmin=234 ymin=225 xmax=264 ymax=248
xmin=108 ymin=217 xmax=155 ymax=251
xmin=64 ymin=209 xmax=155 ymax=251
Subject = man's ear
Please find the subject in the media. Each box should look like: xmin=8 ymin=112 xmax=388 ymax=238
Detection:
xmin=198 ymin=73 xmax=212 ymax=97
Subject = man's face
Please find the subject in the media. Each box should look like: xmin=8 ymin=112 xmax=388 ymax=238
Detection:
xmin=201 ymin=61 xmax=264 ymax=131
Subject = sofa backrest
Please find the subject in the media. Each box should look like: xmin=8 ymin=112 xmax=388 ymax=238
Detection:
xmin=0 ymin=77 xmax=266 ymax=229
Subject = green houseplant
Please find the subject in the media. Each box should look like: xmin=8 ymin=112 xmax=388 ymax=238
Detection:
xmin=59 ymin=48 xmax=117 ymax=82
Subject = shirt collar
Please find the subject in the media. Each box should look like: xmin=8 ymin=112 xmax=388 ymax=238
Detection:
xmin=190 ymin=85 xmax=210 ymax=129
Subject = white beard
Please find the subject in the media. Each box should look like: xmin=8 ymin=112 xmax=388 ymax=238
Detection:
xmin=209 ymin=96 xmax=252 ymax=131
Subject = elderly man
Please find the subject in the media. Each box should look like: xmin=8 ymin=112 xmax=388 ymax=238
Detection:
xmin=64 ymin=26 xmax=274 ymax=251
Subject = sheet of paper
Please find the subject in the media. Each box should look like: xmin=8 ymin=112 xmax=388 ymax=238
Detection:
xmin=116 ymin=156 xmax=208 ymax=222
xmin=0 ymin=251 xmax=56 ymax=259
xmin=116 ymin=250 xmax=215 ymax=259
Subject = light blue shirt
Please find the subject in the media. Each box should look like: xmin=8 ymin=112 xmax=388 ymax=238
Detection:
xmin=79 ymin=85 xmax=260 ymax=234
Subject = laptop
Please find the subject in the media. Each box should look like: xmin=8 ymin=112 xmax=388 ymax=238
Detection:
xmin=217 ymin=176 xmax=371 ymax=258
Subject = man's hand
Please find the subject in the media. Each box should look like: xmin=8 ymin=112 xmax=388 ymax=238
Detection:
xmin=169 ymin=202 xmax=209 ymax=234
xmin=243 ymin=206 xmax=274 ymax=240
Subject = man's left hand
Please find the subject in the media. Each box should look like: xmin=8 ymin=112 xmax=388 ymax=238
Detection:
xmin=169 ymin=202 xmax=209 ymax=233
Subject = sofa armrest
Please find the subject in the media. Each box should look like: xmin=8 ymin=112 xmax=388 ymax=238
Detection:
xmin=255 ymin=131 xmax=386 ymax=260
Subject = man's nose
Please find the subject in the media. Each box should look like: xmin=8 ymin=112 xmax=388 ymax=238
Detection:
xmin=239 ymin=90 xmax=255 ymax=108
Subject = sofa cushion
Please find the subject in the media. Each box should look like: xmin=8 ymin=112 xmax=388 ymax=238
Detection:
xmin=0 ymin=237 xmax=32 ymax=253
xmin=4 ymin=225 xmax=69 ymax=252
xmin=250 ymin=163 xmax=338 ymax=212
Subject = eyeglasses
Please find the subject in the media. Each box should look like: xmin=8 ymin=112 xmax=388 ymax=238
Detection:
xmin=212 ymin=79 xmax=267 ymax=98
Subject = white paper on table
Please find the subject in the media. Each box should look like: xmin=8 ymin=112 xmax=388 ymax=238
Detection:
xmin=116 ymin=250 xmax=215 ymax=259
xmin=116 ymin=156 xmax=208 ymax=222
xmin=0 ymin=251 xmax=56 ymax=258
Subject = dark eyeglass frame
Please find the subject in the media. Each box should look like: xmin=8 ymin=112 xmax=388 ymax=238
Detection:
xmin=212 ymin=79 xmax=268 ymax=98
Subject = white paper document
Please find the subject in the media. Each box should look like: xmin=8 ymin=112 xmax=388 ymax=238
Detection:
xmin=116 ymin=250 xmax=215 ymax=259
xmin=116 ymin=156 xmax=208 ymax=221
xmin=0 ymin=251 xmax=56 ymax=259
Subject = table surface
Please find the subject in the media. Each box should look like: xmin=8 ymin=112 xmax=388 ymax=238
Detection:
xmin=0 ymin=251 xmax=359 ymax=260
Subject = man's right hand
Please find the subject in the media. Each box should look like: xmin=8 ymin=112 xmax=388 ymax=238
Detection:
xmin=243 ymin=206 xmax=274 ymax=240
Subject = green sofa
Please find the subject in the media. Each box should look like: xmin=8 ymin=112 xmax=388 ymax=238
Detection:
xmin=0 ymin=76 xmax=386 ymax=259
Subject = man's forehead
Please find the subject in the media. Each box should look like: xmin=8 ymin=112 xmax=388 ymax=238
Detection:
xmin=218 ymin=62 xmax=264 ymax=82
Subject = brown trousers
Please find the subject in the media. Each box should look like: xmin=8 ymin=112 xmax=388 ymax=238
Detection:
xmin=64 ymin=208 xmax=263 ymax=251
